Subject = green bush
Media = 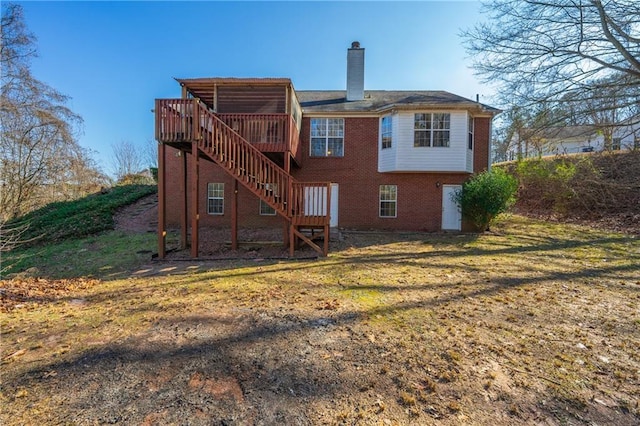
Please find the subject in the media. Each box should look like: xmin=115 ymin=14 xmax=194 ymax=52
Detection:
xmin=454 ymin=168 xmax=518 ymax=231
xmin=117 ymin=173 xmax=156 ymax=185
xmin=512 ymin=158 xmax=578 ymax=214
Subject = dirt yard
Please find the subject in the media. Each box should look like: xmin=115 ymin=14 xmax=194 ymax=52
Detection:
xmin=1 ymin=209 xmax=639 ymax=425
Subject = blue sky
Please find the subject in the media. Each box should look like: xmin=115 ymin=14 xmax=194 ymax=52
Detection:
xmin=18 ymin=1 xmax=492 ymax=175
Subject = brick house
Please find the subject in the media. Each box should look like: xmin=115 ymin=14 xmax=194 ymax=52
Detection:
xmin=155 ymin=42 xmax=500 ymax=258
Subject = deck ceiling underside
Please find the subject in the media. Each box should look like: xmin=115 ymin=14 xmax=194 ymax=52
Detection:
xmin=177 ymin=79 xmax=290 ymax=114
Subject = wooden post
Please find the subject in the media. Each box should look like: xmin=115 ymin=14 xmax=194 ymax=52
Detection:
xmin=323 ymin=225 xmax=329 ymax=256
xmin=190 ymin=141 xmax=199 ymax=258
xmin=231 ymin=180 xmax=238 ymax=250
xmin=283 ymin=154 xmax=291 ymax=248
xmin=324 ymin=183 xmax=331 ymax=256
xmin=157 ymin=142 xmax=166 ymax=259
xmin=180 ymin=150 xmax=188 ymax=249
xmin=289 ymin=224 xmax=295 ymax=257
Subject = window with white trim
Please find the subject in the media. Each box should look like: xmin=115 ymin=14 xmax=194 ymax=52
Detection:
xmin=379 ymin=185 xmax=397 ymax=218
xmin=414 ymin=113 xmax=450 ymax=147
xmin=310 ymin=118 xmax=344 ymax=157
xmin=381 ymin=116 xmax=392 ymax=149
xmin=259 ymin=200 xmax=276 ymax=216
xmin=612 ymin=138 xmax=621 ymax=150
xmin=259 ymin=183 xmax=277 ymax=215
xmin=207 ymin=183 xmax=224 ymax=215
xmin=468 ymin=116 xmax=474 ymax=150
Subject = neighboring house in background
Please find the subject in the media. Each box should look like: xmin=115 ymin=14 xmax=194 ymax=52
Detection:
xmin=507 ymin=117 xmax=640 ymax=160
xmin=613 ymin=115 xmax=640 ymax=151
xmin=154 ymin=42 xmax=500 ymax=258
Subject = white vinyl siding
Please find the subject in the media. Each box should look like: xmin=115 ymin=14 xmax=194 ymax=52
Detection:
xmin=466 ymin=114 xmax=474 ymax=172
xmin=379 ymin=111 xmax=469 ymax=172
xmin=378 ymin=114 xmax=397 ymax=172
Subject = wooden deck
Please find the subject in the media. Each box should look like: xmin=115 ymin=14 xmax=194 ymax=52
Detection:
xmin=155 ymin=98 xmax=331 ymax=257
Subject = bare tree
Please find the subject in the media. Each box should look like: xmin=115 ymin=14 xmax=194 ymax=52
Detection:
xmin=143 ymin=138 xmax=158 ymax=169
xmin=53 ymin=147 xmax=111 ymax=199
xmin=110 ymin=140 xmax=144 ymax=181
xmin=463 ymin=0 xmax=640 ymax=126
xmin=1 ymin=3 xmax=105 ymax=221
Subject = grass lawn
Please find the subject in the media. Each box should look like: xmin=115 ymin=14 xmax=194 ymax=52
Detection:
xmin=1 ymin=215 xmax=638 ymax=425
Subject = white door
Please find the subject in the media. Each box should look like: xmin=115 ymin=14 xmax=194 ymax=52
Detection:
xmin=330 ymin=183 xmax=339 ymax=227
xmin=442 ymin=185 xmax=462 ymax=231
xmin=303 ymin=183 xmax=338 ymax=227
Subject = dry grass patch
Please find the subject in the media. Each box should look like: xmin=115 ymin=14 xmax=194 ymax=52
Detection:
xmin=1 ymin=215 xmax=639 ymax=425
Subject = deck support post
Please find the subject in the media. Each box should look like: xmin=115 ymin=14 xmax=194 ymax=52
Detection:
xmin=283 ymin=154 xmax=291 ymax=248
xmin=289 ymin=224 xmax=295 ymax=257
xmin=180 ymin=150 xmax=188 ymax=249
xmin=157 ymin=142 xmax=166 ymax=259
xmin=323 ymin=225 xmax=329 ymax=256
xmin=231 ymin=180 xmax=238 ymax=250
xmin=190 ymin=141 xmax=199 ymax=258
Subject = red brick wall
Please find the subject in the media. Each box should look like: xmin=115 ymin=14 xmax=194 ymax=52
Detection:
xmin=292 ymin=117 xmax=473 ymax=231
xmin=474 ymin=117 xmax=491 ymax=174
xmin=164 ymin=146 xmax=284 ymax=229
xmin=163 ymin=115 xmax=492 ymax=232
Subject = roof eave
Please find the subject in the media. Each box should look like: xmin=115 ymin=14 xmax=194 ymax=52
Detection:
xmin=377 ymin=102 xmax=501 ymax=115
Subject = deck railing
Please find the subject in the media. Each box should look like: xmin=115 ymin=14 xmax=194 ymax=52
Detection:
xmin=155 ymin=98 xmax=329 ymax=227
xmin=155 ymin=99 xmax=298 ymax=155
xmin=155 ymin=99 xmax=196 ymax=142
xmin=290 ymin=182 xmax=332 ymax=226
xmin=217 ymin=114 xmax=288 ymax=152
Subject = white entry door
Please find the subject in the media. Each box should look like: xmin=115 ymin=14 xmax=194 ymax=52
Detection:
xmin=442 ymin=185 xmax=462 ymax=231
xmin=330 ymin=183 xmax=339 ymax=228
xmin=302 ymin=183 xmax=338 ymax=227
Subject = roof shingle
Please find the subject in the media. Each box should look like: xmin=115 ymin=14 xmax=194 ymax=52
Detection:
xmin=297 ymin=90 xmax=500 ymax=115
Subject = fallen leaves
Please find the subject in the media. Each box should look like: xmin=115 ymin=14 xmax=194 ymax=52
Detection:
xmin=0 ymin=277 xmax=99 ymax=312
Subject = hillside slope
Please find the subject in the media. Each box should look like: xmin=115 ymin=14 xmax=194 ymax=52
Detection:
xmin=497 ymin=151 xmax=640 ymax=234
xmin=7 ymin=184 xmax=157 ymax=247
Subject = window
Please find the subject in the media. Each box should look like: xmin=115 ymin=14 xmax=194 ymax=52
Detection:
xmin=259 ymin=200 xmax=276 ymax=216
xmin=414 ymin=113 xmax=450 ymax=147
xmin=468 ymin=116 xmax=474 ymax=150
xmin=311 ymin=118 xmax=344 ymax=157
xmin=381 ymin=116 xmax=392 ymax=149
xmin=612 ymin=138 xmax=621 ymax=151
xmin=207 ymin=183 xmax=224 ymax=215
xmin=379 ymin=185 xmax=397 ymax=218
xmin=259 ymin=183 xmax=277 ymax=215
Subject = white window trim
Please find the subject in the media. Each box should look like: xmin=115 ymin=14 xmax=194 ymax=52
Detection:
xmin=381 ymin=115 xmax=392 ymax=149
xmin=468 ymin=116 xmax=474 ymax=150
xmin=207 ymin=183 xmax=224 ymax=215
xmin=259 ymin=200 xmax=277 ymax=216
xmin=310 ymin=118 xmax=345 ymax=157
xmin=414 ymin=113 xmax=451 ymax=148
xmin=379 ymin=185 xmax=397 ymax=218
xmin=259 ymin=183 xmax=277 ymax=215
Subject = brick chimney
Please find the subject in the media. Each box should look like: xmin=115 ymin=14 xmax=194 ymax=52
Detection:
xmin=346 ymin=41 xmax=364 ymax=101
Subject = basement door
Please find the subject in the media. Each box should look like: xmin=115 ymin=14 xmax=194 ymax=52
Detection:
xmin=302 ymin=183 xmax=339 ymax=227
xmin=330 ymin=183 xmax=338 ymax=228
xmin=441 ymin=185 xmax=462 ymax=231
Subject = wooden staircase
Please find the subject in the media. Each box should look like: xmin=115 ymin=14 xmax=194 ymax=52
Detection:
xmin=155 ymin=98 xmax=331 ymax=256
